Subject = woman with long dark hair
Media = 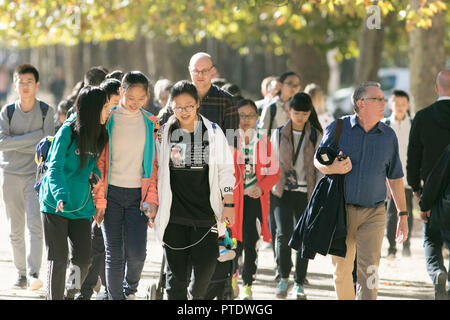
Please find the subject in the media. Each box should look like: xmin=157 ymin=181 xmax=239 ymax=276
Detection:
xmin=39 ymin=86 xmax=109 ymax=300
xmin=270 ymin=92 xmax=323 ymax=300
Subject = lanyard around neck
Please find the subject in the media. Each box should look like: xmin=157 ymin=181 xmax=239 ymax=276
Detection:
xmin=291 ymin=129 xmax=306 ymax=167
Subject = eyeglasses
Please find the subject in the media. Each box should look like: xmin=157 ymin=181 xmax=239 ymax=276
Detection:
xmin=173 ymin=105 xmax=195 ymax=113
xmin=189 ymin=65 xmax=214 ymax=76
xmin=362 ymin=97 xmax=387 ymax=103
xmin=239 ymin=114 xmax=258 ymax=120
xmin=283 ymin=82 xmax=301 ymax=89
xmin=17 ymin=81 xmax=35 ymax=87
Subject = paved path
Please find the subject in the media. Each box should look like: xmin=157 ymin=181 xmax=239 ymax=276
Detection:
xmin=0 ymin=205 xmax=446 ymax=300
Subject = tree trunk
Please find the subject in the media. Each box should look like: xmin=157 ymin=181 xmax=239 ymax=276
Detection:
xmin=408 ymin=0 xmax=446 ymax=112
xmin=327 ymin=48 xmax=341 ymax=95
xmin=288 ymin=41 xmax=329 ymax=93
xmin=354 ymin=13 xmax=384 ymax=84
xmin=63 ymin=44 xmax=83 ymax=91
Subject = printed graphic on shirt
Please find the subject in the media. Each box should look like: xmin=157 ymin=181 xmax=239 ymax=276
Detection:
xmin=244 ymin=146 xmax=257 ymax=190
xmin=169 ymin=122 xmax=209 ymax=170
xmin=170 ymin=143 xmax=187 ymax=168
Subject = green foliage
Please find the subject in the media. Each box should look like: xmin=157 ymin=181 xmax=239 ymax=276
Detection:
xmin=0 ymin=0 xmax=447 ymax=61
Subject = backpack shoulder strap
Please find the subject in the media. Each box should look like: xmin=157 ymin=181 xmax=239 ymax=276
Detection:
xmin=268 ymin=102 xmax=277 ymax=132
xmin=6 ymin=103 xmax=15 ymax=125
xmin=39 ymin=101 xmax=49 ymax=117
xmin=277 ymin=125 xmax=284 ymax=146
xmin=67 ymin=121 xmax=76 ymax=149
xmin=39 ymin=101 xmax=50 ymax=127
xmin=309 ymin=125 xmax=317 ymax=146
xmin=333 ymin=118 xmax=343 ymax=151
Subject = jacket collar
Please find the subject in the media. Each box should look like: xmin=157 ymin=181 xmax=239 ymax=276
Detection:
xmin=351 ymin=114 xmax=385 ymax=133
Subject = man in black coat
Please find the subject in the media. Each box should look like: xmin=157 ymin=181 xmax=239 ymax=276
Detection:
xmin=419 ymin=144 xmax=450 ymax=300
xmin=407 ymin=70 xmax=450 ymax=300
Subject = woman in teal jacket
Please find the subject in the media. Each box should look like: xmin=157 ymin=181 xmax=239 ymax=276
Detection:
xmin=39 ymin=86 xmax=109 ymax=300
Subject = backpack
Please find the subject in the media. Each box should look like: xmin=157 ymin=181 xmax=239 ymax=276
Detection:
xmin=6 ymin=100 xmax=49 ymax=126
xmin=34 ymin=122 xmax=75 ymax=193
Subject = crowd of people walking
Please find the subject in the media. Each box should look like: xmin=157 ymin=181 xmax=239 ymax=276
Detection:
xmin=0 ymin=54 xmax=448 ymax=300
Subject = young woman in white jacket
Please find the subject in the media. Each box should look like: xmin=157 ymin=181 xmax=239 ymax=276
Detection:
xmin=153 ymin=80 xmax=235 ymax=300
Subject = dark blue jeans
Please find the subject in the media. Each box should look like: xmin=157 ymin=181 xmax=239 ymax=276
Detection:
xmin=273 ymin=190 xmax=309 ymax=285
xmin=102 ymin=185 xmax=148 ymax=300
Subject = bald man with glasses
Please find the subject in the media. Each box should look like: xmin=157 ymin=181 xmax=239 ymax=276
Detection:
xmin=188 ymin=52 xmax=239 ymax=136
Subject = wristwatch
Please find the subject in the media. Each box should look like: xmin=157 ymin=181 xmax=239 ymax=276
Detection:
xmin=224 ymin=203 xmax=235 ymax=208
xmin=398 ymin=211 xmax=408 ymax=217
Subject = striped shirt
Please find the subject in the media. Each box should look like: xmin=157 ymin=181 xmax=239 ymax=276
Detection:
xmin=242 ymin=131 xmax=261 ymax=195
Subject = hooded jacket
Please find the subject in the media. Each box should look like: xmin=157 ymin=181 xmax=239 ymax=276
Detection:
xmin=231 ymin=130 xmax=280 ymax=243
xmin=407 ymin=99 xmax=450 ymax=192
xmin=153 ymin=114 xmax=235 ymax=244
xmin=94 ymin=106 xmax=159 ymax=210
xmin=39 ymin=114 xmax=101 ymax=219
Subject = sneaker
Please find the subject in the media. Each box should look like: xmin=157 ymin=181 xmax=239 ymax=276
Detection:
xmin=402 ymin=247 xmax=411 ymax=257
xmin=276 ymin=279 xmax=288 ymax=298
xmin=231 ymin=271 xmax=239 ymax=299
xmin=386 ymin=253 xmax=396 ymax=260
xmin=218 ymin=246 xmax=236 ymax=262
xmin=28 ymin=273 xmax=43 ymax=291
xmin=125 ymin=293 xmax=137 ymax=300
xmin=242 ymin=285 xmax=253 ymax=300
xmin=12 ymin=276 xmax=27 ymax=289
xmin=434 ymin=271 xmax=448 ymax=300
xmin=292 ymin=284 xmax=307 ymax=300
xmin=93 ymin=278 xmax=102 ymax=294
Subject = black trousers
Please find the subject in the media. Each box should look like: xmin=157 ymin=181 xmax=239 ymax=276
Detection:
xmin=269 ymin=193 xmax=278 ymax=262
xmin=234 ymin=196 xmax=262 ymax=286
xmin=423 ymin=219 xmax=450 ymax=285
xmin=42 ymin=212 xmax=92 ymax=300
xmin=80 ymin=221 xmax=106 ymax=298
xmin=163 ymin=223 xmax=219 ymax=300
xmin=273 ymin=190 xmax=309 ymax=285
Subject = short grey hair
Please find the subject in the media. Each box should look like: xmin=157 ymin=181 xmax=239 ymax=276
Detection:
xmin=352 ymin=81 xmax=381 ymax=113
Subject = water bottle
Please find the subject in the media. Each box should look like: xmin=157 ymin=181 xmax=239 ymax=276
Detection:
xmin=142 ymin=202 xmax=151 ymax=217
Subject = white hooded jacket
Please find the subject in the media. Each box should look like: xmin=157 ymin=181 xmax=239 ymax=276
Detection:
xmin=154 ymin=114 xmax=235 ymax=244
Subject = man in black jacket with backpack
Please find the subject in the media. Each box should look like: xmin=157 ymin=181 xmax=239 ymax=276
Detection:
xmin=407 ymin=70 xmax=450 ymax=300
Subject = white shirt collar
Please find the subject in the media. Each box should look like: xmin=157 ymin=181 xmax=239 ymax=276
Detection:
xmin=437 ymin=96 xmax=450 ymax=101
xmin=389 ymin=113 xmax=410 ymax=123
